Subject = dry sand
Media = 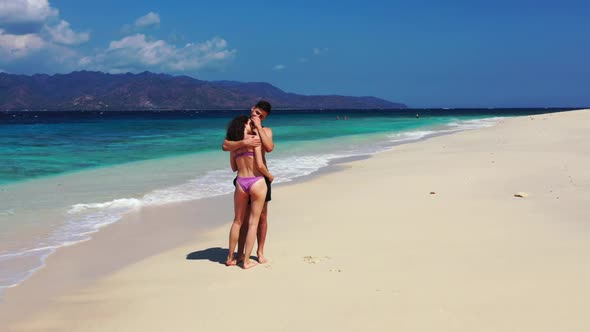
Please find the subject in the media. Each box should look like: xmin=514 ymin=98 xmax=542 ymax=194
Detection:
xmin=2 ymin=109 xmax=590 ymax=331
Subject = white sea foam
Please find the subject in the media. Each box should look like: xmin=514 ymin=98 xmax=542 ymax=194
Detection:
xmin=142 ymin=169 xmax=235 ymax=205
xmin=68 ymin=198 xmax=143 ymax=214
xmin=0 ymin=208 xmax=15 ymax=216
xmin=270 ymin=154 xmax=345 ymax=182
xmin=387 ymin=130 xmax=437 ymax=143
xmin=447 ymin=117 xmax=503 ymax=129
xmin=385 ymin=117 xmax=502 ymax=144
xmin=0 ymin=246 xmax=55 ymax=300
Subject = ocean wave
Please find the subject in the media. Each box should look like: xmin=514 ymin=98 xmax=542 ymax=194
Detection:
xmin=385 ymin=117 xmax=502 ymax=144
xmin=0 ymin=208 xmax=15 ymax=216
xmin=0 ymin=246 xmax=55 ymax=296
xmin=387 ymin=130 xmax=438 ymax=143
xmin=68 ymin=198 xmax=143 ymax=214
xmin=448 ymin=117 xmax=503 ymax=129
xmin=142 ymin=169 xmax=235 ymax=205
xmin=269 ymin=154 xmax=347 ymax=182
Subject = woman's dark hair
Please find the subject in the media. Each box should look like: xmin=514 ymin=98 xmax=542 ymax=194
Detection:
xmin=226 ymin=115 xmax=249 ymax=141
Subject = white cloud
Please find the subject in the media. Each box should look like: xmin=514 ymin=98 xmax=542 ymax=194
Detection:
xmin=313 ymin=47 xmax=328 ymax=55
xmin=0 ymin=28 xmax=46 ymax=59
xmin=0 ymin=7 xmax=231 ymax=75
xmin=135 ymin=12 xmax=160 ymax=29
xmin=108 ymin=34 xmax=173 ymax=66
xmin=44 ymin=20 xmax=89 ymax=45
xmin=0 ymin=0 xmax=88 ymax=67
xmin=81 ymin=34 xmax=236 ymax=73
xmin=49 ymin=43 xmax=78 ymax=63
xmin=0 ymin=0 xmax=58 ymax=24
xmin=273 ymin=64 xmax=285 ymax=71
xmin=120 ymin=12 xmax=160 ymax=35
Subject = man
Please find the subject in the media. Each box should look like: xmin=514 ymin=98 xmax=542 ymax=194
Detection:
xmin=222 ymin=100 xmax=274 ymax=263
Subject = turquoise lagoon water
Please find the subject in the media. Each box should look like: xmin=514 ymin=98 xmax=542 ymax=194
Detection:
xmin=0 ymin=108 xmax=571 ymax=296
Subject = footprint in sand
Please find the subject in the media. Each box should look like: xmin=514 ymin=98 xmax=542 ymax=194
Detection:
xmin=303 ymin=256 xmax=331 ymax=264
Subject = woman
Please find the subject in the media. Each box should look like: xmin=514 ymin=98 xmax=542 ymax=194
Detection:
xmin=225 ymin=115 xmax=274 ymax=269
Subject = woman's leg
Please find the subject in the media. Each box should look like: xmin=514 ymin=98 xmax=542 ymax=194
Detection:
xmin=236 ymin=204 xmax=250 ymax=262
xmin=227 ymin=185 xmax=249 ymax=266
xmin=243 ymin=180 xmax=267 ymax=269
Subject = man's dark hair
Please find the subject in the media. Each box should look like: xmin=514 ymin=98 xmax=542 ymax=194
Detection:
xmin=254 ymin=100 xmax=272 ymax=114
xmin=226 ymin=115 xmax=249 ymax=141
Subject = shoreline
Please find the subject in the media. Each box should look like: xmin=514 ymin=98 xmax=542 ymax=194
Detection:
xmin=0 ymin=115 xmax=502 ymax=298
xmin=2 ymin=109 xmax=590 ymax=331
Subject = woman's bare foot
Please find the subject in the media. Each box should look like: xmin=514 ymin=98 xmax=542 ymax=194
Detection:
xmin=225 ymin=257 xmax=237 ymax=266
xmin=257 ymin=255 xmax=268 ymax=264
xmin=242 ymin=260 xmax=258 ymax=270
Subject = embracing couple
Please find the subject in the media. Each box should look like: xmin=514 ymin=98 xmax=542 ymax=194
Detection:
xmin=222 ymin=101 xmax=274 ymax=269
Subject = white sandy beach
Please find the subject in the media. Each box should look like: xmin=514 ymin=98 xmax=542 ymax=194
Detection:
xmin=2 ymin=109 xmax=590 ymax=331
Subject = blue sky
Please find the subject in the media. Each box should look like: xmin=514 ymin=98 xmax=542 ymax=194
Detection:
xmin=0 ymin=0 xmax=588 ymax=108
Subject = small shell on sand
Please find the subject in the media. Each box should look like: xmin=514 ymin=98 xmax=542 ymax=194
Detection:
xmin=514 ymin=192 xmax=529 ymax=198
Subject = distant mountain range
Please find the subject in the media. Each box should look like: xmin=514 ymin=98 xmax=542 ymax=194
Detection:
xmin=0 ymin=71 xmax=406 ymax=111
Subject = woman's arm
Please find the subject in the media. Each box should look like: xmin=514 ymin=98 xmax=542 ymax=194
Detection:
xmin=254 ymin=146 xmax=273 ymax=182
xmin=230 ymin=151 xmax=237 ymax=172
xmin=222 ymin=136 xmax=261 ymax=151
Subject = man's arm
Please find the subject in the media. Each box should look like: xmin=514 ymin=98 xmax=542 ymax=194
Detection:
xmin=259 ymin=127 xmax=274 ymax=153
xmin=221 ymin=135 xmax=260 ymax=152
xmin=254 ymin=146 xmax=274 ymax=182
xmin=250 ymin=116 xmax=274 ymax=153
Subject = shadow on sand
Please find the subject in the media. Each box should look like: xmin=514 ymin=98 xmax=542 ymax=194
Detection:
xmin=186 ymin=247 xmax=228 ymax=265
xmin=186 ymin=247 xmax=257 ymax=266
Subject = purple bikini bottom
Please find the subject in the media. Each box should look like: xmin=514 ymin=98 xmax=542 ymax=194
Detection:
xmin=235 ymin=176 xmax=264 ymax=193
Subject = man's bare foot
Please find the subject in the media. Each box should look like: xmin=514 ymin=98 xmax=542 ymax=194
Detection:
xmin=225 ymin=258 xmax=237 ymax=266
xmin=236 ymin=254 xmax=245 ymax=264
xmin=242 ymin=260 xmax=258 ymax=270
xmin=257 ymin=255 xmax=268 ymax=264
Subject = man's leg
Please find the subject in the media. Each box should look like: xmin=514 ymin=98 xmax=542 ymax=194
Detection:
xmin=237 ymin=205 xmax=250 ymax=262
xmin=257 ymin=202 xmax=268 ymax=263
